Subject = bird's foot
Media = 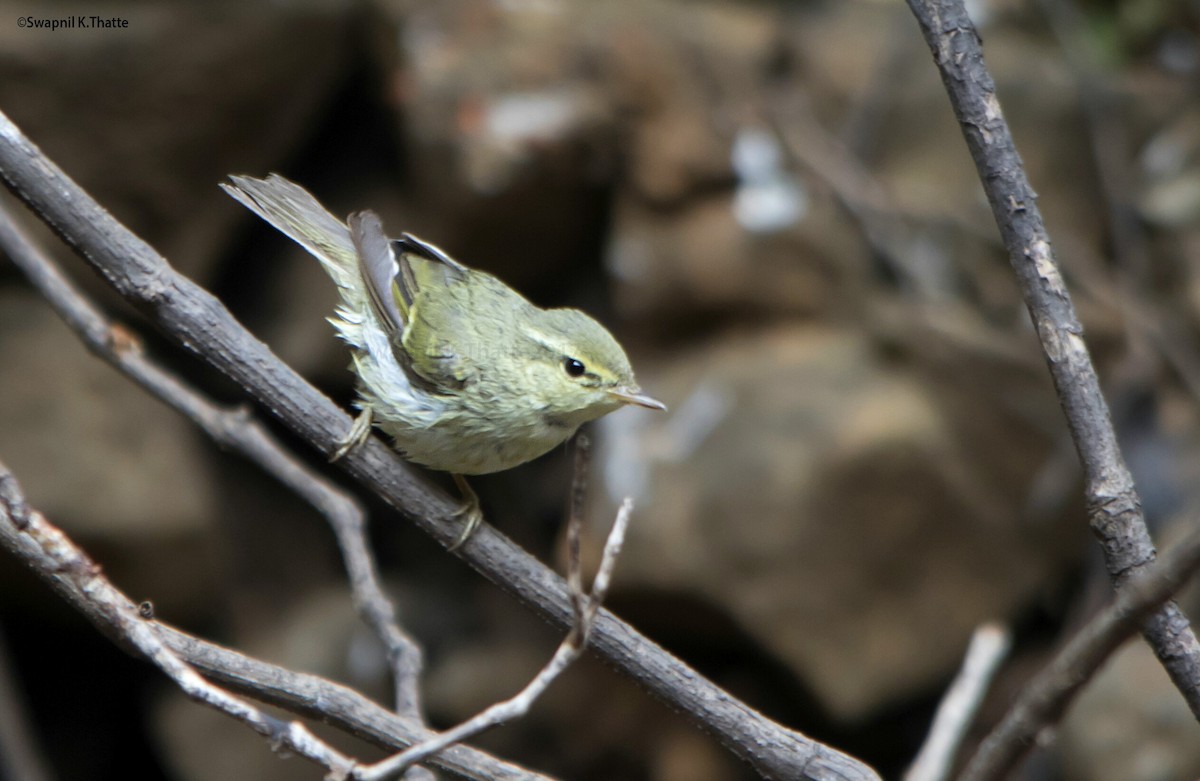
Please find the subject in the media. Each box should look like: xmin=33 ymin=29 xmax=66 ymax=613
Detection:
xmin=448 ymin=473 xmax=484 ymax=551
xmin=330 ymin=407 xmax=373 ymax=462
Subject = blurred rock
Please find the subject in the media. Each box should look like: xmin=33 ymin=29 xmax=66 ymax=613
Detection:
xmin=0 ymin=289 xmax=219 ymax=613
xmin=1058 ymin=639 xmax=1200 ymax=781
xmin=0 ymin=3 xmax=353 ymax=283
xmin=385 ymin=0 xmax=618 ymax=293
xmin=240 ymin=236 xmax=349 ymax=379
xmin=592 ymin=323 xmax=1079 ymax=722
xmin=607 ymin=185 xmax=864 ymax=323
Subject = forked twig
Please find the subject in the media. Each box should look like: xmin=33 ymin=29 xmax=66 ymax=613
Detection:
xmin=0 ymin=108 xmax=881 ymax=781
xmin=356 ymin=437 xmax=631 ymax=780
xmin=0 ymin=462 xmax=358 ymax=779
xmin=0 ymin=202 xmax=425 ymax=720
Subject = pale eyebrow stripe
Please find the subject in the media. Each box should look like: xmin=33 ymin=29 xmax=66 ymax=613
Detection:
xmin=522 ymin=327 xmax=566 ymax=354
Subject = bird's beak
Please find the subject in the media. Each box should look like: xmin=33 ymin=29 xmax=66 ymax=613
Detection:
xmin=608 ymin=387 xmax=667 ymax=411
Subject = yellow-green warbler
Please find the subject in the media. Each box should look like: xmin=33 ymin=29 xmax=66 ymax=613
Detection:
xmin=223 ymin=175 xmax=664 ymax=547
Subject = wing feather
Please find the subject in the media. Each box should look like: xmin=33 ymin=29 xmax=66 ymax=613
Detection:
xmin=348 ymin=211 xmax=406 ymax=337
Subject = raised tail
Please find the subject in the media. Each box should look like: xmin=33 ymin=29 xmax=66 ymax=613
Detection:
xmin=222 ymin=174 xmax=374 ymax=350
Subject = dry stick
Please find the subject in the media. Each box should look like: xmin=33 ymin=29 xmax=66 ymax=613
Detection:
xmin=0 ymin=207 xmax=435 ymax=781
xmin=959 ymin=518 xmax=1200 ymax=781
xmin=0 ymin=204 xmax=426 ymax=723
xmin=0 ymin=111 xmax=878 ymax=781
xmin=358 ymin=470 xmax=633 ymax=780
xmin=154 ymin=625 xmax=554 ymax=781
xmin=903 ymin=0 xmax=1200 ymax=717
xmin=0 ymin=463 xmax=359 ymax=780
xmin=903 ymin=624 xmax=1011 ymax=781
xmin=0 ymin=468 xmax=555 ymax=781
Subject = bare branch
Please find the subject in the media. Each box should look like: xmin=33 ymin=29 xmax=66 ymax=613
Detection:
xmin=903 ymin=0 xmax=1200 ymax=716
xmin=152 ymin=625 xmax=554 ymax=781
xmin=0 ymin=202 xmax=425 ymax=721
xmin=0 ymin=462 xmax=359 ymax=779
xmin=0 ymin=109 xmax=880 ymax=780
xmin=960 ymin=516 xmax=1200 ymax=781
xmin=358 ymin=471 xmax=633 ymax=781
xmin=904 ymin=624 xmax=1011 ymax=781
xmin=0 ymin=464 xmax=553 ymax=780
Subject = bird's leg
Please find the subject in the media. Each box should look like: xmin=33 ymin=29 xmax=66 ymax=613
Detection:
xmin=448 ymin=473 xmax=484 ymax=551
xmin=330 ymin=407 xmax=374 ymax=462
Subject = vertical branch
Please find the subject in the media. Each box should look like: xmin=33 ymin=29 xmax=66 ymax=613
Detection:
xmin=903 ymin=0 xmax=1200 ymax=716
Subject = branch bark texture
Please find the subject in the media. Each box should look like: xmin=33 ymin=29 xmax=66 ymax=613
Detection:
xmin=0 ymin=111 xmax=878 ymax=781
xmin=0 ymin=200 xmax=426 ymax=724
xmin=904 ymin=0 xmax=1200 ymax=717
xmin=0 ymin=463 xmax=359 ymax=779
xmin=0 ymin=460 xmax=553 ymax=781
xmin=960 ymin=518 xmax=1200 ymax=781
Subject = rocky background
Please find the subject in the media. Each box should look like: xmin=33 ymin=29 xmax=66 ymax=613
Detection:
xmin=1 ymin=1 xmax=1200 ymax=779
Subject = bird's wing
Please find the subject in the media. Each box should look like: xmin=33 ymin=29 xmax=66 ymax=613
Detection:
xmin=345 ymin=215 xmax=472 ymax=391
xmin=347 ymin=211 xmax=406 ymax=336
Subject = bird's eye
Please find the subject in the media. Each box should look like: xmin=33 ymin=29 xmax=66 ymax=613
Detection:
xmin=563 ymin=358 xmax=586 ymax=378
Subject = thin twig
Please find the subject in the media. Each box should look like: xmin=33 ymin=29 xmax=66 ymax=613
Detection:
xmin=959 ymin=515 xmax=1200 ymax=781
xmin=0 ymin=462 xmax=359 ymax=779
xmin=904 ymin=623 xmax=1011 ymax=781
xmin=357 ymin=489 xmax=634 ymax=781
xmin=0 ymin=464 xmax=555 ymax=781
xmin=0 ymin=109 xmax=880 ymax=781
xmin=0 ymin=202 xmax=425 ymax=722
xmin=154 ymin=624 xmax=555 ymax=781
xmin=903 ymin=0 xmax=1200 ymax=717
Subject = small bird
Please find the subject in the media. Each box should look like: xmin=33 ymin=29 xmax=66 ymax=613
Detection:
xmin=222 ymin=174 xmax=665 ymax=548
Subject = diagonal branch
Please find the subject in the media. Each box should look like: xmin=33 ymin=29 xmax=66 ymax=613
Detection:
xmin=0 ymin=110 xmax=879 ymax=780
xmin=0 ymin=462 xmax=359 ymax=780
xmin=959 ymin=515 xmax=1200 ymax=781
xmin=904 ymin=623 xmax=1011 ymax=781
xmin=903 ymin=0 xmax=1200 ymax=717
xmin=0 ymin=201 xmax=425 ymax=723
xmin=154 ymin=624 xmax=554 ymax=781
xmin=359 ymin=437 xmax=632 ymax=780
xmin=0 ymin=459 xmax=555 ymax=781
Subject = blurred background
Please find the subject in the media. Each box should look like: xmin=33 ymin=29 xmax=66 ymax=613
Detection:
xmin=1 ymin=0 xmax=1200 ymax=779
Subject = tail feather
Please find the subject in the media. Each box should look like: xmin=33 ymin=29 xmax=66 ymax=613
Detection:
xmin=223 ymin=174 xmax=371 ymax=350
xmin=224 ymin=173 xmax=440 ymax=429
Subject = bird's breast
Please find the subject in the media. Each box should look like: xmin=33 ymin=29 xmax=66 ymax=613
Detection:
xmin=374 ymin=401 xmax=576 ymax=475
